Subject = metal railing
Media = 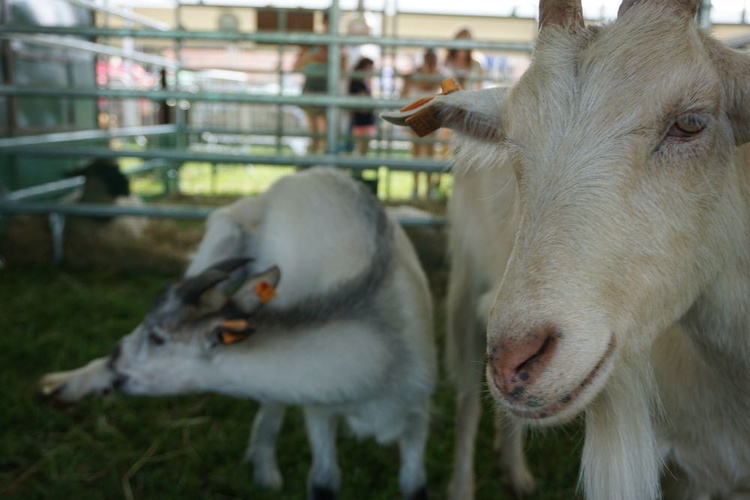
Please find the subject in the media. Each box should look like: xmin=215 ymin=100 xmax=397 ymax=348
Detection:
xmin=0 ymin=1 xmax=531 ymax=264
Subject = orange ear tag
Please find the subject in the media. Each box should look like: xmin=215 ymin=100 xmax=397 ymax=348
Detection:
xmin=255 ymin=281 xmax=276 ymax=303
xmin=401 ymin=78 xmax=461 ymax=137
xmin=221 ymin=318 xmax=249 ymax=330
xmin=218 ymin=318 xmax=251 ymax=345
xmin=219 ymin=330 xmax=249 ymax=345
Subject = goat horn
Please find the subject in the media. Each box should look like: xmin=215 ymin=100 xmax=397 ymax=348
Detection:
xmin=175 ymin=270 xmax=230 ymax=305
xmin=538 ymin=0 xmax=584 ymax=33
xmin=618 ymin=0 xmax=700 ymax=18
xmin=208 ymin=257 xmax=253 ymax=275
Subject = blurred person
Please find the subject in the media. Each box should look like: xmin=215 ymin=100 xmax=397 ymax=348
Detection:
xmin=444 ymin=27 xmax=485 ymax=90
xmin=401 ymin=48 xmax=445 ymax=199
xmin=432 ymin=28 xmax=488 ymax=195
xmin=293 ymin=11 xmax=346 ymax=156
xmin=348 ymin=56 xmax=376 ymax=156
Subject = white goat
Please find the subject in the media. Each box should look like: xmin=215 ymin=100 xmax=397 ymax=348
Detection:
xmin=384 ymin=1 xmax=750 ymax=498
xmin=445 ymin=162 xmax=535 ymax=499
xmin=39 ymin=167 xmax=436 ymax=500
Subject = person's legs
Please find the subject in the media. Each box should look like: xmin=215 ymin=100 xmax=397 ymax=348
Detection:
xmin=412 ymin=170 xmax=421 ymax=199
xmin=411 ymin=135 xmax=428 ymax=199
xmin=353 ymin=125 xmax=373 ymax=156
xmin=423 ymin=141 xmax=438 ymax=198
xmin=312 ymin=114 xmax=327 ymax=154
xmin=304 ymin=109 xmax=326 ymax=155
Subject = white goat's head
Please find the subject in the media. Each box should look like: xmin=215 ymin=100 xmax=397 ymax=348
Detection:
xmin=108 ymin=258 xmax=281 ymax=396
xmin=387 ymin=0 xmax=750 ymax=424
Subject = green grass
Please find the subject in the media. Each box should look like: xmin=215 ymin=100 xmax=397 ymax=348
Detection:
xmin=0 ymin=259 xmax=582 ymax=500
xmin=128 ymin=163 xmax=452 ymax=202
xmin=120 ymin=140 xmax=452 ymax=202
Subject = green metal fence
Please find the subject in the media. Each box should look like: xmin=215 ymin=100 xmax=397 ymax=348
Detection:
xmin=0 ymin=0 xmax=534 ymax=263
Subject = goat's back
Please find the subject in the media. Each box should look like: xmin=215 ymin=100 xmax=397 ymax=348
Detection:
xmin=209 ymin=168 xmax=387 ymax=307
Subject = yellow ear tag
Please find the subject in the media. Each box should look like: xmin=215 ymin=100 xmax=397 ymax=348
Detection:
xmin=401 ymin=78 xmax=461 ymax=137
xmin=255 ymin=281 xmax=276 ymax=303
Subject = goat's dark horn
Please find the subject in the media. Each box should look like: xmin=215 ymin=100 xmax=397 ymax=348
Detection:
xmin=208 ymin=257 xmax=253 ymax=274
xmin=175 ymin=270 xmax=230 ymax=305
xmin=538 ymin=0 xmax=584 ymax=33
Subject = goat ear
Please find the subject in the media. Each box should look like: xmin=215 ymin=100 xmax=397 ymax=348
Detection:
xmin=230 ymin=266 xmax=281 ymax=314
xmin=539 ymin=0 xmax=584 ymax=33
xmin=711 ymin=40 xmax=750 ymax=146
xmin=381 ymin=82 xmax=506 ymax=142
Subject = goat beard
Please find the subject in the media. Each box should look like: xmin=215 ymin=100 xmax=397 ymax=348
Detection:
xmin=580 ymin=359 xmax=662 ymax=500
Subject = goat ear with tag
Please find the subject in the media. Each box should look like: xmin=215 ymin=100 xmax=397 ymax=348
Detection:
xmin=214 ymin=318 xmax=252 ymax=346
xmin=230 ymin=265 xmax=281 ymax=314
xmin=380 ymin=79 xmax=507 ymax=143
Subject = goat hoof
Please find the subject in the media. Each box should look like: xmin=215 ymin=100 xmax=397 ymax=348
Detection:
xmin=310 ymin=485 xmax=337 ymax=500
xmin=446 ymin=479 xmax=473 ymax=500
xmin=504 ymin=469 xmax=536 ymax=497
xmin=251 ymin=465 xmax=283 ymax=490
xmin=245 ymin=448 xmax=284 ymax=490
xmin=406 ymin=485 xmax=429 ymax=500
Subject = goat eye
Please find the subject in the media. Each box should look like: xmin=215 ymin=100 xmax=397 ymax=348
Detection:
xmin=148 ymin=332 xmax=165 ymax=346
xmin=666 ymin=115 xmax=705 ymax=139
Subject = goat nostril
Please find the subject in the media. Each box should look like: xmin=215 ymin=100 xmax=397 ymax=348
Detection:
xmin=514 ymin=335 xmax=553 ymax=375
xmin=491 ymin=328 xmax=559 ymax=395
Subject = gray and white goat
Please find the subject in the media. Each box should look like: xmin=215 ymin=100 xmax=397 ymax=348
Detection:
xmin=39 ymin=167 xmax=436 ymax=500
xmin=385 ymin=0 xmax=750 ymax=499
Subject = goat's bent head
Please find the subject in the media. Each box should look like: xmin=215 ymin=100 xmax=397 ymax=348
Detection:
xmin=107 ymin=258 xmax=281 ymax=396
xmin=386 ymin=0 xmax=750 ymax=424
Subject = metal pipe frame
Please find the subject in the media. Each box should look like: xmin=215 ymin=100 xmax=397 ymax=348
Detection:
xmin=0 ymin=201 xmax=213 ymax=219
xmin=8 ymin=34 xmax=179 ymax=69
xmin=186 ymin=126 xmax=446 ymax=143
xmin=0 ymin=85 xmax=467 ymax=109
xmin=0 ymin=146 xmax=451 ymax=173
xmin=0 ymin=200 xmax=446 ymax=227
xmin=2 ymin=199 xmax=443 ymax=268
xmin=1 ymin=0 xmax=17 ymax=139
xmin=0 ymin=2 xmax=504 ymax=237
xmin=0 ymin=25 xmax=535 ymax=53
xmin=3 ymin=176 xmax=85 ymax=201
xmin=326 ymin=0 xmax=342 ymax=155
xmin=0 ymin=124 xmax=179 ymax=148
xmin=123 ymin=159 xmax=172 ymax=176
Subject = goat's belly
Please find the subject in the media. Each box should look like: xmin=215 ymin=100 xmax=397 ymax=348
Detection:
xmin=341 ymin=394 xmax=430 ymax=444
xmin=661 ymin=433 xmax=750 ymax=497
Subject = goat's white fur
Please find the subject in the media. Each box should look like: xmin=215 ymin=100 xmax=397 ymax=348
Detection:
xmin=39 ymin=167 xmax=436 ymax=499
xmin=384 ymin=2 xmax=750 ymax=498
